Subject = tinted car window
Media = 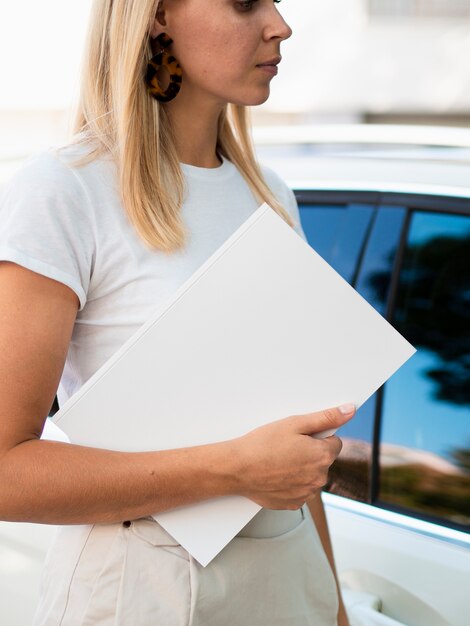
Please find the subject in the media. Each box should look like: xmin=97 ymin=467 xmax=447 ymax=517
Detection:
xmin=378 ymin=210 xmax=470 ymax=530
xmin=298 ymin=203 xmax=375 ymax=283
xmin=355 ymin=206 xmax=407 ymax=315
xmin=297 ymin=199 xmax=377 ymax=502
xmin=325 ymin=206 xmax=406 ymax=502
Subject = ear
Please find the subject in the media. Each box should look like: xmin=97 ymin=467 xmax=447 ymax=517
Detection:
xmin=150 ymin=1 xmax=167 ymax=38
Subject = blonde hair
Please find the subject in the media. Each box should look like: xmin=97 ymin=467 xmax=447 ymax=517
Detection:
xmin=73 ymin=0 xmax=294 ymax=251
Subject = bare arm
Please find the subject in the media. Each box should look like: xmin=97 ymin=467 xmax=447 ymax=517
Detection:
xmin=0 ymin=262 xmax=354 ymax=525
xmin=308 ymin=492 xmax=350 ymax=626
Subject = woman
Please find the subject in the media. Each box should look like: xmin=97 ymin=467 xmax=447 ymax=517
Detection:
xmin=0 ymin=1 xmax=353 ymax=624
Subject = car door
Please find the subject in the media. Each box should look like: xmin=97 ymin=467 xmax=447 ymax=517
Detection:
xmin=295 ymin=190 xmax=470 ymax=626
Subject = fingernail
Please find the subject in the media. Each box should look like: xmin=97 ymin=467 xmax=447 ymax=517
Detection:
xmin=339 ymin=403 xmax=356 ymax=416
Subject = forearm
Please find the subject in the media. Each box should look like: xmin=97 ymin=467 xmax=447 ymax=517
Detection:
xmin=0 ymin=266 xmax=355 ymax=527
xmin=307 ymin=491 xmax=350 ymax=626
xmin=0 ymin=438 xmax=238 ymax=525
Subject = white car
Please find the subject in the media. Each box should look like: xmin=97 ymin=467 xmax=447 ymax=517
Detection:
xmin=257 ymin=125 xmax=470 ymax=626
xmin=1 ymin=126 xmax=469 ymax=626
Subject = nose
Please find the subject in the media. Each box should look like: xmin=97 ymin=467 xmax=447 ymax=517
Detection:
xmin=263 ymin=5 xmax=293 ymax=43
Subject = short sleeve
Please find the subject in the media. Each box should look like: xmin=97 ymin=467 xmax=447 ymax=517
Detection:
xmin=0 ymin=151 xmax=96 ymax=310
xmin=260 ymin=165 xmax=307 ymax=242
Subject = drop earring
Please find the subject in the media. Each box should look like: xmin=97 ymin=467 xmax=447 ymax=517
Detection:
xmin=145 ymin=33 xmax=182 ymax=103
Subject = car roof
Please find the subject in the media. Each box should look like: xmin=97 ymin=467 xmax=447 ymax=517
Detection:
xmin=253 ymin=124 xmax=470 ymax=151
xmin=2 ymin=124 xmax=470 ymax=198
xmin=254 ymin=125 xmax=470 ymax=198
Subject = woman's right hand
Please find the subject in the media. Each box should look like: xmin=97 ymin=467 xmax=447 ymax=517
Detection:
xmin=231 ymin=405 xmax=355 ymax=510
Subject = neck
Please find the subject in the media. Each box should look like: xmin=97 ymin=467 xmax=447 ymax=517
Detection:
xmin=164 ymin=89 xmax=225 ymax=169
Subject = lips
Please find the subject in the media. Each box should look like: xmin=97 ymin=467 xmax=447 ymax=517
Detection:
xmin=256 ymin=55 xmax=282 ymax=68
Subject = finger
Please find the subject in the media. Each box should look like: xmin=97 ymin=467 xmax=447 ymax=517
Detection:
xmin=322 ymin=434 xmax=343 ymax=459
xmin=290 ymin=404 xmax=356 ymax=435
xmin=286 ymin=501 xmax=305 ymax=511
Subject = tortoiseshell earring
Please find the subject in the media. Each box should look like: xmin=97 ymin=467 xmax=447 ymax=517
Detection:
xmin=145 ymin=33 xmax=182 ymax=103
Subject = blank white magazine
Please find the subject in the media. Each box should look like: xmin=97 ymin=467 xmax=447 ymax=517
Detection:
xmin=53 ymin=203 xmax=416 ymax=566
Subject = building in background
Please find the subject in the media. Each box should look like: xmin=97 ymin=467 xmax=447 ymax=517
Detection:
xmin=1 ymin=0 xmax=470 ymax=160
xmin=255 ymin=0 xmax=470 ymax=126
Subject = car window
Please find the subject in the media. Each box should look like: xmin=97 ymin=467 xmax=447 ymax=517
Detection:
xmin=298 ymin=202 xmax=375 ymax=283
xmin=378 ymin=210 xmax=470 ymax=530
xmin=327 ymin=205 xmax=408 ymax=501
xmin=355 ymin=206 xmax=407 ymax=315
xmin=297 ymin=198 xmax=377 ymax=502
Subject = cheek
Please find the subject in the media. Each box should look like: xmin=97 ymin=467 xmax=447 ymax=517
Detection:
xmin=172 ymin=21 xmax=257 ymax=88
xmin=184 ymin=41 xmax=256 ymax=91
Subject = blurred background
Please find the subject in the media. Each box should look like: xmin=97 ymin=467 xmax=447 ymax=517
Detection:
xmin=2 ymin=0 xmax=470 ymax=166
xmin=258 ymin=0 xmax=470 ymax=126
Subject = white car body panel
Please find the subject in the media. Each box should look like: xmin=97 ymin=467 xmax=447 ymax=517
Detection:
xmin=324 ymin=493 xmax=469 ymax=626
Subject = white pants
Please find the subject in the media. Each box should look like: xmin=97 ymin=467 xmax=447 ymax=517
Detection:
xmin=33 ymin=506 xmax=339 ymax=626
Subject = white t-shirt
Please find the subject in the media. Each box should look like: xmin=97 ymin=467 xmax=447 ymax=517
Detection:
xmin=0 ymin=144 xmax=305 ymax=407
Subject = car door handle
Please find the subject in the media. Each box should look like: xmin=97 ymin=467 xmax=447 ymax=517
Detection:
xmin=343 ymin=589 xmax=411 ymax=626
xmin=350 ymin=605 xmax=411 ymax=626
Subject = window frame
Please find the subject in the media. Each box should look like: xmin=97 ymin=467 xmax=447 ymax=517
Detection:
xmin=367 ymin=0 xmax=470 ymax=19
xmin=294 ymin=189 xmax=470 ymax=536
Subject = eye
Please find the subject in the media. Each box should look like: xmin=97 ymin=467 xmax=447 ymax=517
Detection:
xmin=235 ymin=0 xmax=258 ymax=11
xmin=236 ymin=0 xmax=281 ymax=13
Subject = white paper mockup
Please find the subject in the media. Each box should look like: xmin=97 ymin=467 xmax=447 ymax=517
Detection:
xmin=53 ymin=203 xmax=416 ymax=566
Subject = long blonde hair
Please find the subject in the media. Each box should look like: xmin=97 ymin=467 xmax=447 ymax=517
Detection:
xmin=74 ymin=0 xmax=294 ymax=251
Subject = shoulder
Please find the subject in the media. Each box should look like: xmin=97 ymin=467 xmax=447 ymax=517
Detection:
xmin=0 ymin=146 xmax=101 ymax=311
xmin=259 ymin=162 xmax=298 ymax=216
xmin=1 ymin=141 xmax=115 ymax=215
xmin=4 ymin=150 xmax=73 ymax=187
xmin=259 ymin=163 xmax=293 ymax=200
xmin=0 ymin=145 xmax=102 ymax=243
xmin=259 ymin=163 xmax=305 ymax=239
xmin=2 ymin=146 xmax=85 ymax=205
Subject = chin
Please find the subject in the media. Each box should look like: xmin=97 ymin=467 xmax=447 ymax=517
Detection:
xmin=230 ymin=88 xmax=271 ymax=107
xmin=251 ymin=93 xmax=271 ymax=106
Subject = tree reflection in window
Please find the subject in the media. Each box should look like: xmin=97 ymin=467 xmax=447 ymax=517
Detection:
xmin=376 ymin=211 xmax=470 ymax=529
